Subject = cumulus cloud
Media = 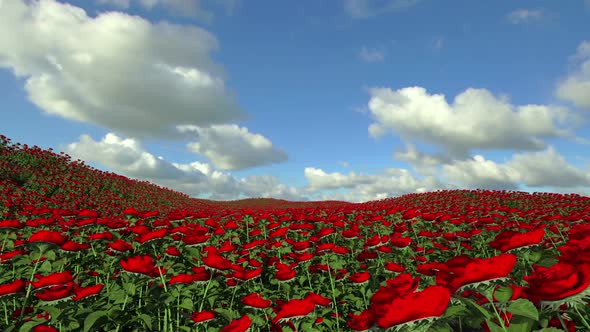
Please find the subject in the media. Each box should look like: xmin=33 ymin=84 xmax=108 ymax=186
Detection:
xmin=365 ymin=86 xmax=577 ymax=158
xmin=344 ymin=0 xmax=421 ymax=19
xmin=441 ymin=146 xmax=590 ymax=190
xmin=62 ymin=133 xmax=303 ymax=201
xmin=506 ymin=9 xmax=544 ymax=24
xmin=556 ymin=41 xmax=590 ymax=109
xmin=303 ymin=167 xmax=454 ymax=203
xmin=304 ymin=168 xmax=374 ymax=190
xmin=63 ymin=133 xmax=206 ymax=181
xmin=359 ymin=47 xmax=385 ymax=62
xmin=0 ymin=0 xmax=245 ymax=140
xmin=393 ymin=143 xmax=453 ymax=176
xmin=178 ymin=124 xmax=288 ymax=170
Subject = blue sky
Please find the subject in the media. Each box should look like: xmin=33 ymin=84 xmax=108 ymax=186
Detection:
xmin=1 ymin=0 xmax=590 ymax=202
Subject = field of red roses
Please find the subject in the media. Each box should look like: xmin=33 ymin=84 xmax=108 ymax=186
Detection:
xmin=1 ymin=133 xmax=590 ymax=332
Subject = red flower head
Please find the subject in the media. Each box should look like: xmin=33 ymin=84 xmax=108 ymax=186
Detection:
xmin=73 ymin=284 xmax=104 ymax=301
xmin=29 ymin=230 xmax=68 ymax=246
xmin=32 ymin=271 xmax=75 ymax=289
xmin=220 ymin=314 xmax=251 ymax=332
xmin=370 ymin=286 xmax=451 ymax=329
xmin=241 ymin=293 xmax=272 ymax=309
xmin=524 ymin=262 xmax=590 ymax=306
xmin=436 ymin=254 xmax=517 ymax=293
xmin=488 ymin=228 xmax=545 ymax=252
xmin=0 ymin=279 xmax=26 ymax=297
xmin=120 ymin=255 xmax=165 ymax=278
xmin=190 ymin=311 xmax=216 ymax=324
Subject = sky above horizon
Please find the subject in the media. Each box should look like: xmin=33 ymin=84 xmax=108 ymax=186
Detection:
xmin=1 ymin=0 xmax=590 ymax=202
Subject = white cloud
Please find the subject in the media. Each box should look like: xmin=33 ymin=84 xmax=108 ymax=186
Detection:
xmin=505 ymin=146 xmax=590 ymax=188
xmin=556 ymin=41 xmax=590 ymax=109
xmin=365 ymin=86 xmax=578 ymax=158
xmin=441 ymin=146 xmax=590 ymax=190
xmin=507 ymin=9 xmax=544 ymax=24
xmin=393 ymin=143 xmax=453 ymax=176
xmin=0 ymin=0 xmax=245 ymax=140
xmin=359 ymin=47 xmax=385 ymax=62
xmin=63 ymin=133 xmax=206 ymax=181
xmin=441 ymin=155 xmax=521 ymax=191
xmin=62 ymin=133 xmax=303 ymax=201
xmin=303 ymin=167 xmax=455 ymax=203
xmin=345 ymin=0 xmax=421 ymax=19
xmin=304 ymin=167 xmax=374 ymax=190
xmin=178 ymin=124 xmax=288 ymax=170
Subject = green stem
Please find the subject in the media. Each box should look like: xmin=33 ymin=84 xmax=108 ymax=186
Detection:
xmin=90 ymin=242 xmax=97 ymax=257
xmin=305 ymin=265 xmax=314 ymax=293
xmin=122 ymin=293 xmax=129 ymax=312
xmin=360 ymin=286 xmax=368 ymax=310
xmin=3 ymin=301 xmax=8 ymax=325
xmin=229 ymin=284 xmax=239 ymax=312
xmin=557 ymin=312 xmax=568 ymax=331
xmin=488 ymin=302 xmax=508 ymax=332
xmin=325 ymin=259 xmax=341 ymax=332
xmin=177 ymin=293 xmax=180 ymax=331
xmin=198 ymin=273 xmax=213 ymax=312
xmin=20 ymin=246 xmax=45 ymax=320
xmin=0 ymin=232 xmax=8 ymax=252
xmin=574 ymin=305 xmax=590 ymax=330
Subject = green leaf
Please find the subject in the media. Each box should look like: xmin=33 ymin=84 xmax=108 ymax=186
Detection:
xmin=495 ymin=286 xmax=514 ymax=303
xmin=38 ymin=305 xmax=62 ymax=320
xmin=442 ymin=304 xmax=468 ymax=318
xmin=109 ymin=290 xmax=126 ymax=304
xmin=536 ymin=257 xmax=559 ymax=268
xmin=84 ymin=310 xmax=108 ymax=332
xmin=533 ymin=328 xmax=564 ymax=332
xmin=508 ymin=299 xmax=539 ymax=321
xmin=527 ymin=250 xmax=542 ymax=263
xmin=507 ymin=315 xmax=535 ymax=332
xmin=18 ymin=320 xmax=45 ymax=332
xmin=215 ymin=308 xmax=237 ymax=322
xmin=300 ymin=321 xmax=321 ymax=332
xmin=430 ymin=324 xmax=453 ymax=332
xmin=123 ymin=282 xmax=136 ymax=296
xmin=44 ymin=250 xmax=56 ymax=261
xmin=66 ymin=319 xmax=81 ymax=330
xmin=107 ymin=307 xmax=124 ymax=320
xmin=485 ymin=319 xmax=506 ymax=332
xmin=457 ymin=296 xmax=494 ymax=320
xmin=208 ymin=295 xmax=217 ymax=308
xmin=139 ymin=314 xmax=152 ymax=330
xmin=38 ymin=260 xmax=52 ymax=273
xmin=179 ymin=298 xmax=194 ymax=310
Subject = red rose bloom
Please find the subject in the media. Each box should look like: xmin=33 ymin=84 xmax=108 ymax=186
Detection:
xmin=524 ymin=262 xmax=590 ymax=304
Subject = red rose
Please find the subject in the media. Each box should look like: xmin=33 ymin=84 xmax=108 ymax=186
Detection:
xmin=120 ymin=255 xmax=165 ymax=277
xmin=436 ymin=254 xmax=517 ymax=293
xmin=28 ymin=230 xmax=68 ymax=246
xmin=524 ymin=262 xmax=590 ymax=303
xmin=241 ymin=293 xmax=272 ymax=309
xmin=0 ymin=279 xmax=26 ymax=297
xmin=73 ymin=284 xmax=104 ymax=301
xmin=220 ymin=314 xmax=251 ymax=332
xmin=371 ymin=286 xmax=451 ymax=329
xmin=347 ymin=310 xmax=376 ymax=331
xmin=190 ymin=311 xmax=216 ymax=324
xmin=488 ymin=228 xmax=545 ymax=252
